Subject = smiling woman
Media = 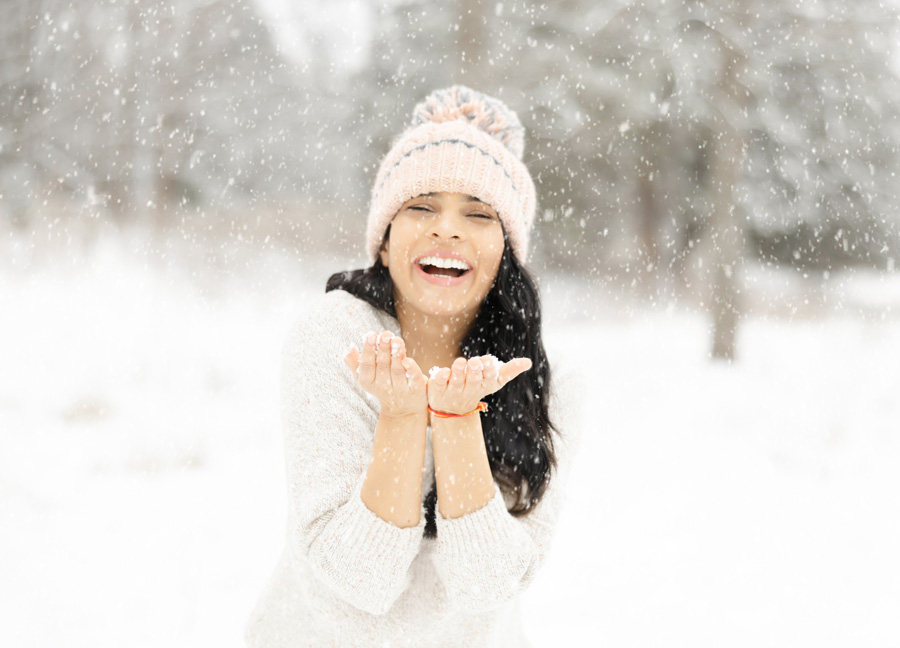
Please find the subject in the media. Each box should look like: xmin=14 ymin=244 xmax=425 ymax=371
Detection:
xmin=381 ymin=192 xmax=505 ymax=327
xmin=244 ymin=85 xmax=582 ymax=647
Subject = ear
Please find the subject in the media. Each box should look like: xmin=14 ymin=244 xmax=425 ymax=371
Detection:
xmin=378 ymin=236 xmax=390 ymax=267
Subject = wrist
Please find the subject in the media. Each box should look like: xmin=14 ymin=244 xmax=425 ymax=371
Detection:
xmin=427 ymin=401 xmax=487 ymax=418
xmin=380 ymin=407 xmax=428 ymax=423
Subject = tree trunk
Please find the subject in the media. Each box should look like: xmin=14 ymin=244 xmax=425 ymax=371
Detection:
xmin=637 ymin=122 xmax=666 ymax=293
xmin=708 ymin=124 xmax=744 ymax=361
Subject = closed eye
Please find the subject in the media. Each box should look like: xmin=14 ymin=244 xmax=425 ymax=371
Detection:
xmin=468 ymin=212 xmax=494 ymax=220
xmin=409 ymin=205 xmax=434 ymax=212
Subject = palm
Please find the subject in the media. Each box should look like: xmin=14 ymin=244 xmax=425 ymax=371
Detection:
xmin=426 ymin=355 xmax=532 ymax=416
xmin=344 ymin=331 xmax=428 ymax=418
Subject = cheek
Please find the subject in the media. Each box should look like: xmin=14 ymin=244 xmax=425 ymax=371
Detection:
xmin=483 ymin=235 xmax=505 ymax=275
xmin=386 ymin=220 xmax=420 ymax=259
xmin=391 ymin=243 xmax=414 ymax=272
xmin=475 ymin=255 xmax=503 ymax=290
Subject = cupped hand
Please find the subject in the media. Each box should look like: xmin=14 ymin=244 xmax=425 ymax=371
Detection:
xmin=427 ymin=355 xmax=532 ymax=417
xmin=344 ymin=330 xmax=428 ymax=419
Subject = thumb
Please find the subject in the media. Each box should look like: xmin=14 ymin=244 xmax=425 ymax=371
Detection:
xmin=344 ymin=345 xmax=360 ymax=374
xmin=498 ymin=357 xmax=532 ymax=387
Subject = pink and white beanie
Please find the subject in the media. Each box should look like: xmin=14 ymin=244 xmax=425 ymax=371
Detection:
xmin=365 ymin=85 xmax=537 ymax=264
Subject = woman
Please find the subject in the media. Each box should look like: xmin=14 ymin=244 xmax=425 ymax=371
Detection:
xmin=245 ymin=86 xmax=582 ymax=647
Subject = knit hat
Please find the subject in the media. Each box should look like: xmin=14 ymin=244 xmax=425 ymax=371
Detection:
xmin=365 ymin=85 xmax=537 ymax=263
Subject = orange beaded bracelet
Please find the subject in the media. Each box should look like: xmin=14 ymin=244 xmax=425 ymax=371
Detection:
xmin=427 ymin=402 xmax=488 ymax=418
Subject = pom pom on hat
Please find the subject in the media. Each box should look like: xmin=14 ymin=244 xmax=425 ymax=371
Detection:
xmin=366 ymin=85 xmax=537 ymax=263
xmin=411 ymin=86 xmax=526 ymax=160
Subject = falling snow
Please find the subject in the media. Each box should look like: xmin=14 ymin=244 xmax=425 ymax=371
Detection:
xmin=2 ymin=0 xmax=900 ymax=645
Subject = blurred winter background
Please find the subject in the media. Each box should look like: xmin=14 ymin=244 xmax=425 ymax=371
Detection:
xmin=1 ymin=0 xmax=899 ymax=646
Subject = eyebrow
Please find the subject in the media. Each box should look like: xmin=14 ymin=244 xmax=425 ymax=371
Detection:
xmin=420 ymin=192 xmax=483 ymax=204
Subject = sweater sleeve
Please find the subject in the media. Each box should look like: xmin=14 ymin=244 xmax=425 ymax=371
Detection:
xmin=280 ymin=293 xmax=425 ymax=615
xmin=432 ymin=368 xmax=585 ymax=612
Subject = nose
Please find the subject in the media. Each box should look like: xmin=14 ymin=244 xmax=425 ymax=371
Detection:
xmin=426 ymin=210 xmax=463 ymax=242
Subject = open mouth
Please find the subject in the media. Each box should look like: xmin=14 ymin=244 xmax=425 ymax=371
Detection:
xmin=415 ymin=255 xmax=472 ymax=279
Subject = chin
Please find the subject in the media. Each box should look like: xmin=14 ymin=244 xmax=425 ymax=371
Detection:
xmin=415 ymin=297 xmax=479 ymax=320
xmin=400 ymin=287 xmax=482 ymax=320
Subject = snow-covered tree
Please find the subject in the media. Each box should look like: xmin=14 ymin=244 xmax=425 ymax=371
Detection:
xmin=0 ymin=0 xmax=306 ymax=227
xmin=474 ymin=0 xmax=900 ymax=358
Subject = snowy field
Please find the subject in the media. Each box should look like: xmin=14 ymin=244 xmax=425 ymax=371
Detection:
xmin=1 ymin=227 xmax=899 ymax=647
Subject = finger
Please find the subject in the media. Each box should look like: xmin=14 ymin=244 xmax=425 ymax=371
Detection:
xmin=467 ymin=356 xmax=485 ymax=387
xmin=428 ymin=366 xmax=450 ymax=392
xmin=344 ymin=345 xmax=360 ymax=374
xmin=358 ymin=332 xmax=377 ymax=384
xmin=402 ymin=356 xmax=427 ymax=389
xmin=482 ymin=354 xmax=500 ymax=384
xmin=390 ymin=335 xmax=407 ymax=360
xmin=390 ymin=336 xmax=407 ymax=385
xmin=448 ymin=357 xmax=467 ymax=391
xmin=498 ymin=357 xmax=533 ymax=387
xmin=375 ymin=331 xmax=394 ymax=388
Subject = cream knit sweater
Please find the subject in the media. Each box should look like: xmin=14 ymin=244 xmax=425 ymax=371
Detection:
xmin=245 ymin=289 xmax=582 ymax=647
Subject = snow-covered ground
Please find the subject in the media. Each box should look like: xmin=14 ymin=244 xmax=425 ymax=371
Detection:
xmin=1 ymin=228 xmax=898 ymax=647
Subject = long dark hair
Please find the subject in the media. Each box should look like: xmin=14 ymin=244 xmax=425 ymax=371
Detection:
xmin=326 ymin=230 xmax=557 ymax=537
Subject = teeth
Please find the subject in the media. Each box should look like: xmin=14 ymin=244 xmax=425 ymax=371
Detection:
xmin=416 ymin=256 xmax=471 ymax=271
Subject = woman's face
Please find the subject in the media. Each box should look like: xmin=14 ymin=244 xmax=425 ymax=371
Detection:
xmin=379 ymin=192 xmax=505 ymax=321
